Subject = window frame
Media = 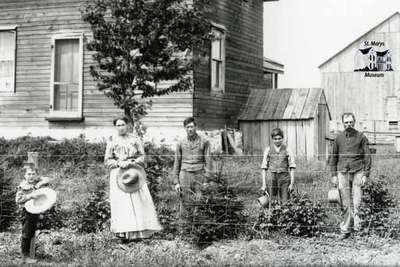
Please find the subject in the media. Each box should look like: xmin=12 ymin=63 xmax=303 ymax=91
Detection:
xmin=388 ymin=121 xmax=399 ymax=131
xmin=210 ymin=24 xmax=226 ymax=93
xmin=0 ymin=25 xmax=17 ymax=93
xmin=48 ymin=33 xmax=84 ymax=121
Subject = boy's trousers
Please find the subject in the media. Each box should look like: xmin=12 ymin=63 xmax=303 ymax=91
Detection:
xmin=20 ymin=209 xmax=38 ymax=257
xmin=267 ymin=172 xmax=290 ymax=204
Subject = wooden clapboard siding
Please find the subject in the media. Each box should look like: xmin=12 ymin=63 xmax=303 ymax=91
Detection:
xmin=259 ymin=121 xmax=270 ymax=154
xmin=286 ymin=121 xmax=297 ymax=156
xmin=193 ymin=0 xmax=264 ymax=129
xmin=240 ymin=119 xmax=317 ymax=159
xmin=0 ymin=0 xmax=194 ymax=131
xmin=320 ymin=12 xmax=400 ymax=135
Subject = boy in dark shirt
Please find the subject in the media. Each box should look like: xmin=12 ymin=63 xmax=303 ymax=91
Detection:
xmin=15 ymin=166 xmax=49 ymax=264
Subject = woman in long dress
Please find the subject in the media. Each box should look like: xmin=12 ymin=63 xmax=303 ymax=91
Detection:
xmin=104 ymin=116 xmax=162 ymax=241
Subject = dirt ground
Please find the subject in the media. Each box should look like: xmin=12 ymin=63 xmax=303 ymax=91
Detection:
xmin=1 ymin=230 xmax=400 ymax=266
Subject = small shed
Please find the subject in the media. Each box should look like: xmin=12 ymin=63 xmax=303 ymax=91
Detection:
xmin=238 ymin=88 xmax=331 ymax=160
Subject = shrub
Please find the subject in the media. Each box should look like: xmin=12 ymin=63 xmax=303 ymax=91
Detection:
xmin=37 ymin=203 xmax=67 ymax=230
xmin=144 ymin=142 xmax=174 ymax=204
xmin=0 ymin=168 xmax=17 ymax=231
xmin=0 ymin=135 xmax=106 ymax=171
xmin=180 ymin=174 xmax=247 ymax=248
xmin=155 ymin=199 xmax=180 ymax=239
xmin=254 ymin=192 xmax=327 ymax=237
xmin=359 ymin=175 xmax=397 ymax=237
xmin=69 ymin=180 xmax=110 ymax=233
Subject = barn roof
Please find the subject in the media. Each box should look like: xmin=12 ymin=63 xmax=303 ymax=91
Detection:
xmin=238 ymin=88 xmax=331 ymax=121
xmin=319 ymin=12 xmax=400 ymax=68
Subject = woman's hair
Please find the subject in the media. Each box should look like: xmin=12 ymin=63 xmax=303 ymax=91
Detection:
xmin=113 ymin=116 xmax=130 ymax=126
xmin=183 ymin=117 xmax=196 ymax=127
xmin=271 ymin=128 xmax=284 ymax=138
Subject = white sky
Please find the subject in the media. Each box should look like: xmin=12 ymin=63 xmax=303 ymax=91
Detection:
xmin=263 ymin=0 xmax=400 ymax=88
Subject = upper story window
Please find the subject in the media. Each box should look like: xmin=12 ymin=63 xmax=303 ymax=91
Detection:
xmin=48 ymin=34 xmax=83 ymax=121
xmin=0 ymin=27 xmax=16 ymax=92
xmin=211 ymin=27 xmax=225 ymax=92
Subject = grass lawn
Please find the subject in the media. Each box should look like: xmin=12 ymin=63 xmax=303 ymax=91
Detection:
xmin=1 ymin=229 xmax=400 ymax=266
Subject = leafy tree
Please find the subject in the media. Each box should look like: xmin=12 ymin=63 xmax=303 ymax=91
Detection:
xmin=81 ymin=0 xmax=211 ymax=133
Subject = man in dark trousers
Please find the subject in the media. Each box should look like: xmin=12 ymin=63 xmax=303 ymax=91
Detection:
xmin=329 ymin=112 xmax=372 ymax=239
xmin=173 ymin=117 xmax=213 ymax=231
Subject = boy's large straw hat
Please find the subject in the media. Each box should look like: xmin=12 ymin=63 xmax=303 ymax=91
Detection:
xmin=116 ymin=165 xmax=146 ymax=193
xmin=25 ymin=187 xmax=57 ymax=214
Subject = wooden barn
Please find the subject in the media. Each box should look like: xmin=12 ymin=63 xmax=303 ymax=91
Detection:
xmin=320 ymin=12 xmax=400 ymax=141
xmin=238 ymin=88 xmax=331 ymax=160
xmin=0 ymin=0 xmax=278 ymax=140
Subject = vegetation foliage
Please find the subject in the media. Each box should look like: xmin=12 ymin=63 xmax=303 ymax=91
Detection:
xmin=254 ymin=192 xmax=327 ymax=237
xmin=0 ymin=168 xmax=16 ymax=232
xmin=359 ymin=175 xmax=399 ymax=238
xmin=1 ymin=137 xmax=400 ymax=247
xmin=180 ymin=163 xmax=247 ymax=247
xmin=81 ymin=0 xmax=212 ymax=127
xmin=70 ymin=180 xmax=111 ymax=233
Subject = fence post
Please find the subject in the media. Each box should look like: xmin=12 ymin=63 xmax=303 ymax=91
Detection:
xmin=27 ymin=152 xmax=39 ymax=169
xmin=27 ymin=151 xmax=39 ymax=259
xmin=223 ymin=125 xmax=229 ymax=156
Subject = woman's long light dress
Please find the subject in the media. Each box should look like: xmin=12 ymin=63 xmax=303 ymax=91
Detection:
xmin=104 ymin=134 xmax=162 ymax=239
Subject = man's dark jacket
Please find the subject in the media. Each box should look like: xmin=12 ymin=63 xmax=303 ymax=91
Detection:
xmin=329 ymin=127 xmax=372 ymax=177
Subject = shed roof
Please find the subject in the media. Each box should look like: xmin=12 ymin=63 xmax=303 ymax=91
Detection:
xmin=238 ymin=88 xmax=331 ymax=121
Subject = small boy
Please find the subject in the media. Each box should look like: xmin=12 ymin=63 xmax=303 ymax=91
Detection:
xmin=15 ymin=166 xmax=50 ymax=264
xmin=260 ymin=128 xmax=296 ymax=204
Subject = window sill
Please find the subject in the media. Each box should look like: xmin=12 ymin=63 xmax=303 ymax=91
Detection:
xmin=45 ymin=116 xmax=84 ymax=122
xmin=210 ymin=90 xmax=224 ymax=97
xmin=0 ymin=91 xmax=16 ymax=96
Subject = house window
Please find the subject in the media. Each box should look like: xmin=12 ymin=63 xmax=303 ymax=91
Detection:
xmin=389 ymin=121 xmax=398 ymax=130
xmin=211 ymin=27 xmax=225 ymax=92
xmin=264 ymin=72 xmax=273 ymax=88
xmin=0 ymin=29 xmax=16 ymax=92
xmin=263 ymin=72 xmax=278 ymax=89
xmin=48 ymin=34 xmax=83 ymax=121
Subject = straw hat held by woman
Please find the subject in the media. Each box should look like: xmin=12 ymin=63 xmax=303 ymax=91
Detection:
xmin=104 ymin=116 xmax=162 ymax=242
